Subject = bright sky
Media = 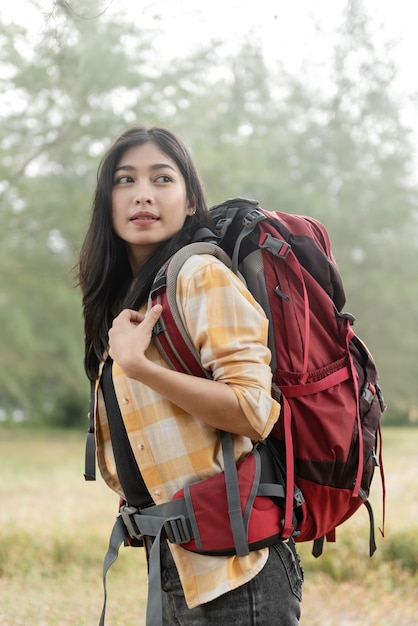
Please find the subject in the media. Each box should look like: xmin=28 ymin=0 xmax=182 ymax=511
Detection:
xmin=3 ymin=0 xmax=418 ymax=138
xmin=5 ymin=0 xmax=418 ymax=95
xmin=113 ymin=1 xmax=416 ymax=94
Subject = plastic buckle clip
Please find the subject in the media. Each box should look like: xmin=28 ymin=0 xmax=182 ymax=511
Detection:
xmin=120 ymin=505 xmax=143 ymax=540
xmin=361 ymin=382 xmax=376 ymax=404
xmin=259 ymin=233 xmax=291 ymax=258
xmin=214 ymin=217 xmax=232 ymax=238
xmin=242 ymin=209 xmax=265 ymax=228
xmin=164 ymin=516 xmax=191 ymax=545
xmin=294 ymin=488 xmax=305 ymax=507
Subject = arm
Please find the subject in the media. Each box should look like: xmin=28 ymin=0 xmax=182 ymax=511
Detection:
xmin=108 ymin=305 xmax=261 ymax=439
xmin=109 ymin=256 xmax=279 ymax=440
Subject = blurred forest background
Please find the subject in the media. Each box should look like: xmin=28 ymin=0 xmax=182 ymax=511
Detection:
xmin=1 ymin=0 xmax=417 ymax=428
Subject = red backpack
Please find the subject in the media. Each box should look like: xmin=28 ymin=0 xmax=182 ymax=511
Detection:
xmin=147 ymin=197 xmax=386 ymax=556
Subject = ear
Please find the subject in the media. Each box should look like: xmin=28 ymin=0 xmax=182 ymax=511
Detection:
xmin=187 ymin=202 xmax=196 ymax=216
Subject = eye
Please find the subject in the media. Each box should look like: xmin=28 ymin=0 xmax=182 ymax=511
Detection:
xmin=155 ymin=174 xmax=172 ymax=183
xmin=114 ymin=175 xmax=134 ymax=185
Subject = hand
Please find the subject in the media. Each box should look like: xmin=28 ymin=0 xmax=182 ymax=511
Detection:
xmin=108 ymin=303 xmax=262 ymax=439
xmin=108 ymin=304 xmax=163 ymax=378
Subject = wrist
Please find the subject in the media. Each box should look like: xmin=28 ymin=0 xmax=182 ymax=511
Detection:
xmin=118 ymin=354 xmax=156 ymax=381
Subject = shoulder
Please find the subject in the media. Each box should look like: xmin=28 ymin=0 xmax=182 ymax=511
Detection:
xmin=177 ymin=253 xmax=243 ymax=292
xmin=178 ymin=253 xmax=229 ymax=275
xmin=176 ymin=254 xmax=267 ymax=318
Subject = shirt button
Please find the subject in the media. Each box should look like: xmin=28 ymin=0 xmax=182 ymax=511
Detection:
xmin=138 ymin=443 xmax=145 ymax=450
xmin=154 ymin=490 xmax=161 ymax=497
xmin=121 ymin=397 xmax=129 ymax=405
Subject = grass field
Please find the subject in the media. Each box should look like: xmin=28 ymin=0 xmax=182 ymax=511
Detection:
xmin=0 ymin=426 xmax=417 ymax=625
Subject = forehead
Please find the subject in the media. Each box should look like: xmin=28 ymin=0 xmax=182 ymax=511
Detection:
xmin=116 ymin=141 xmax=179 ymax=171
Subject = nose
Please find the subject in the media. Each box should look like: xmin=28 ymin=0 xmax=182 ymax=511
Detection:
xmin=133 ymin=181 xmax=153 ymax=205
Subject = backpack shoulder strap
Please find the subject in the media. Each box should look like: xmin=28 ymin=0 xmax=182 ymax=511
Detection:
xmin=84 ymin=378 xmax=97 ymax=481
xmin=150 ymin=241 xmax=231 ymax=378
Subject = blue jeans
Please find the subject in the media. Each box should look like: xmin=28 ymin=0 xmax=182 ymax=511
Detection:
xmin=160 ymin=539 xmax=303 ymax=625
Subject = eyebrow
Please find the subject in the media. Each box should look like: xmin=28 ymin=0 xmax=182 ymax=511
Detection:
xmin=113 ymin=162 xmax=176 ymax=174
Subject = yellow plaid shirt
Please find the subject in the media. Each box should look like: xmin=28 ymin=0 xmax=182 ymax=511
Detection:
xmin=95 ymin=254 xmax=280 ymax=608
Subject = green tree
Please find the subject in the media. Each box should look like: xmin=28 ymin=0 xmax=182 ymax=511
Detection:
xmin=0 ymin=0 xmax=215 ymax=422
xmin=292 ymin=0 xmax=418 ymax=414
xmin=0 ymin=0 xmax=416 ymax=423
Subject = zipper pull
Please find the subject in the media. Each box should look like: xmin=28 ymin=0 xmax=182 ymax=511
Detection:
xmin=371 ymin=447 xmax=380 ymax=467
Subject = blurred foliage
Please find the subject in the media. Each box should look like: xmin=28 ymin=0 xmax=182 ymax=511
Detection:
xmin=0 ymin=0 xmax=417 ymax=426
xmin=299 ymin=530 xmax=418 ymax=582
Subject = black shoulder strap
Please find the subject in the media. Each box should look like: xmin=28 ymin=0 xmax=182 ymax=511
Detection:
xmin=84 ymin=379 xmax=96 ymax=481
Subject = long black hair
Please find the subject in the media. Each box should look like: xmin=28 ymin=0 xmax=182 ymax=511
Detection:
xmin=77 ymin=125 xmax=211 ymax=380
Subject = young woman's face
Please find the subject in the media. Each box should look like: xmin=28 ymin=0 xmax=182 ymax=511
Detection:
xmin=111 ymin=142 xmax=195 ymax=273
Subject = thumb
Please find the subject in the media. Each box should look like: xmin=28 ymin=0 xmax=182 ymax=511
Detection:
xmin=143 ymin=304 xmax=163 ymax=331
xmin=150 ymin=303 xmax=163 ymax=317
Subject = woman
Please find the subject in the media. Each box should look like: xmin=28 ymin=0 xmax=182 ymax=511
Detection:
xmin=78 ymin=125 xmax=303 ymax=625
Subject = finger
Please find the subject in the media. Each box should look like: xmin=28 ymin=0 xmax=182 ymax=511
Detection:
xmin=129 ymin=310 xmax=146 ymax=324
xmin=148 ymin=304 xmax=163 ymax=321
xmin=114 ymin=309 xmax=145 ymax=325
xmin=118 ymin=308 xmax=136 ymax=319
xmin=141 ymin=304 xmax=163 ymax=334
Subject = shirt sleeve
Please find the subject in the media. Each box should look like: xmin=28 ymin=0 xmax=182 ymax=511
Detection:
xmin=175 ymin=254 xmax=280 ymax=439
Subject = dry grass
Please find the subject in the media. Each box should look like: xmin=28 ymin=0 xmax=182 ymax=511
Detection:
xmin=0 ymin=426 xmax=417 ymax=625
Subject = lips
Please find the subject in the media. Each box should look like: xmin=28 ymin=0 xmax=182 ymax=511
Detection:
xmin=130 ymin=211 xmax=159 ymax=223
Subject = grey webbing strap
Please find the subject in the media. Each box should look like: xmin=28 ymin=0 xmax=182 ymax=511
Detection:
xmin=99 ymin=499 xmax=192 ymax=626
xmin=129 ymin=498 xmax=189 ymax=531
xmin=242 ymin=447 xmax=261 ymax=527
xmin=145 ymin=528 xmax=165 ymax=626
xmin=364 ymin=499 xmax=377 ymax=557
xmin=98 ymin=516 xmax=167 ymax=626
xmin=257 ymin=483 xmax=286 ymax=499
xmin=99 ymin=515 xmax=128 ymax=626
xmin=230 ymin=209 xmax=266 ymax=275
xmin=220 ymin=431 xmax=249 ymax=556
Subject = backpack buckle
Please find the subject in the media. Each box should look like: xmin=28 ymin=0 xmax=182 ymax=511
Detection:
xmin=293 ymin=487 xmax=305 ymax=507
xmin=361 ymin=382 xmax=376 ymax=404
xmin=152 ymin=315 xmax=166 ymax=336
xmin=376 ymin=383 xmax=386 ymax=412
xmin=214 ymin=217 xmax=232 ymax=238
xmin=120 ymin=505 xmax=143 ymax=540
xmin=164 ymin=516 xmax=191 ymax=544
xmin=242 ymin=208 xmax=265 ymax=228
xmin=259 ymin=233 xmax=291 ymax=258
